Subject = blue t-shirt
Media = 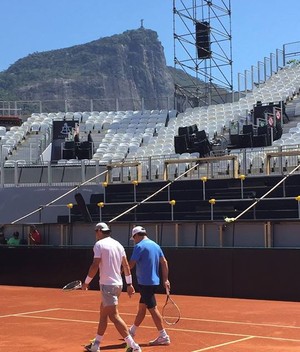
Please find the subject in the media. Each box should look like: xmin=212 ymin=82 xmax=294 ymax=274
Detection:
xmin=131 ymin=238 xmax=164 ymax=285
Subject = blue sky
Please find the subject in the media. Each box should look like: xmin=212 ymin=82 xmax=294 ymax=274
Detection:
xmin=1 ymin=0 xmax=300 ymax=89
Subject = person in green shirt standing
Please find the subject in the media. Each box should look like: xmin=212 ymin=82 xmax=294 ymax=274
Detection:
xmin=7 ymin=232 xmax=20 ymax=246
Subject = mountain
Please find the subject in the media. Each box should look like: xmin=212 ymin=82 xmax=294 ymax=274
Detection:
xmin=0 ymin=28 xmax=175 ymax=112
xmin=0 ymin=28 xmax=230 ymax=113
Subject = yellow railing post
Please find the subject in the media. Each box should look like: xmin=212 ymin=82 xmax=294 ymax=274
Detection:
xmin=66 ymin=203 xmax=73 ymax=223
xmin=97 ymin=202 xmax=104 ymax=221
xmin=201 ymin=176 xmax=208 ymax=200
xmin=209 ymin=198 xmax=216 ymax=220
xmin=239 ymin=174 xmax=246 ymax=199
xmin=169 ymin=199 xmax=176 ymax=221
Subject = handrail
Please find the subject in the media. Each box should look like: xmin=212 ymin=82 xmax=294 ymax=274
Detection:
xmin=106 ymin=161 xmax=142 ymax=183
xmin=266 ymin=150 xmax=300 ymax=175
xmin=163 ymin=155 xmax=239 ymax=180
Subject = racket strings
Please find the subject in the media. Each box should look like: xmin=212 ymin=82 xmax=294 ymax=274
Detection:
xmin=63 ymin=280 xmax=82 ymax=290
xmin=162 ymin=297 xmax=181 ymax=325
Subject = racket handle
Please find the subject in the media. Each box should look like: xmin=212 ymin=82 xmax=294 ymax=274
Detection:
xmin=166 ymin=286 xmax=170 ymax=295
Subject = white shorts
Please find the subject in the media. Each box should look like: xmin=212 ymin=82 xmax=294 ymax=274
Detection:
xmin=100 ymin=284 xmax=122 ymax=306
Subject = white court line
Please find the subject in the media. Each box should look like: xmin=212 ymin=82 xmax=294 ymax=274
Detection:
xmin=4 ymin=308 xmax=300 ymax=345
xmin=17 ymin=314 xmax=98 ymax=324
xmin=11 ymin=313 xmax=300 ymax=344
xmin=0 ymin=308 xmax=60 ymax=319
xmin=61 ymin=308 xmax=300 ymax=331
xmin=192 ymin=336 xmax=255 ymax=352
xmin=167 ymin=326 xmax=300 ymax=342
xmin=5 ymin=307 xmax=300 ymax=333
xmin=192 ymin=317 xmax=300 ymax=330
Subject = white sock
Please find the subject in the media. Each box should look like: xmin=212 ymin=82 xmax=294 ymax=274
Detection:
xmin=94 ymin=334 xmax=103 ymax=344
xmin=125 ymin=335 xmax=139 ymax=348
xmin=130 ymin=324 xmax=138 ymax=334
xmin=159 ymin=329 xmax=168 ymax=337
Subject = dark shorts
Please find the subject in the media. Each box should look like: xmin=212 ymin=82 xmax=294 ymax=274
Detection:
xmin=138 ymin=284 xmax=159 ymax=309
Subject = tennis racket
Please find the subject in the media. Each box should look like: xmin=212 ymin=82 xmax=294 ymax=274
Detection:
xmin=62 ymin=280 xmax=82 ymax=291
xmin=162 ymin=287 xmax=181 ymax=325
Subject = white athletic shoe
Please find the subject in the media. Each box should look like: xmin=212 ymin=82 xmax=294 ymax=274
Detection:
xmin=149 ymin=335 xmax=170 ymax=346
xmin=125 ymin=344 xmax=142 ymax=352
xmin=84 ymin=341 xmax=100 ymax=352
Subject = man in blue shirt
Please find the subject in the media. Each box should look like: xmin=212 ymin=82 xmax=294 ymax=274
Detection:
xmin=128 ymin=226 xmax=171 ymax=346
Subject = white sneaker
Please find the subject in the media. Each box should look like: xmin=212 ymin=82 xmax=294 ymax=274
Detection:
xmin=149 ymin=335 xmax=170 ymax=346
xmin=125 ymin=345 xmax=142 ymax=352
xmin=128 ymin=326 xmax=136 ymax=337
xmin=84 ymin=341 xmax=100 ymax=352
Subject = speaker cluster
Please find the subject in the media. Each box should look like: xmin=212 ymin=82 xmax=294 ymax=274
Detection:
xmin=174 ymin=124 xmax=212 ymax=157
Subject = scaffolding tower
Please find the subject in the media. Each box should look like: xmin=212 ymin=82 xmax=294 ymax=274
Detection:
xmin=173 ymin=0 xmax=233 ymax=110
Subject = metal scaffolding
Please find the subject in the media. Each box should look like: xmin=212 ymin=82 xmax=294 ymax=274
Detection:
xmin=173 ymin=0 xmax=233 ymax=110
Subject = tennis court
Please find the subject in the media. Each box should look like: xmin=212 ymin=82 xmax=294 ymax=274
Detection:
xmin=1 ymin=285 xmax=300 ymax=352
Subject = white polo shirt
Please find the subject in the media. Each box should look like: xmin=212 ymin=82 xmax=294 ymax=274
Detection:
xmin=93 ymin=236 xmax=125 ymax=286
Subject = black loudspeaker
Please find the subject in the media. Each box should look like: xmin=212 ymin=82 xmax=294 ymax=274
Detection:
xmin=80 ymin=141 xmax=92 ymax=149
xmin=257 ymin=125 xmax=271 ymax=146
xmin=77 ymin=141 xmax=92 ymax=159
xmin=197 ymin=139 xmax=211 ymax=157
xmin=174 ymin=135 xmax=188 ymax=154
xmin=230 ymin=134 xmax=240 ymax=146
xmin=253 ymin=135 xmax=267 ymax=147
xmin=62 ymin=149 xmax=75 ymax=159
xmin=196 ymin=130 xmax=207 ymax=141
xmin=178 ymin=126 xmax=189 ymax=137
xmin=63 ymin=140 xmax=76 ymax=159
xmin=196 ymin=21 xmax=211 ymax=59
xmin=242 ymin=124 xmax=254 ymax=136
xmin=64 ymin=141 xmax=75 ymax=149
xmin=78 ymin=148 xmax=92 ymax=160
xmin=239 ymin=134 xmax=253 ymax=148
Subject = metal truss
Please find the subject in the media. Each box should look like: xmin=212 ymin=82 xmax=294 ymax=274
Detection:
xmin=173 ymin=0 xmax=233 ymax=109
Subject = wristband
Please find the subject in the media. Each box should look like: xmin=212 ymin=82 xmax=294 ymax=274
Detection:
xmin=85 ymin=276 xmax=93 ymax=284
xmin=125 ymin=275 xmax=132 ymax=285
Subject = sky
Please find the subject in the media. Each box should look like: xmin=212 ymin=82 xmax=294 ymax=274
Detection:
xmin=1 ymin=0 xmax=300 ymax=89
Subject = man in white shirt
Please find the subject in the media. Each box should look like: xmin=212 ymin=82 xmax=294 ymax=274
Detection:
xmin=82 ymin=222 xmax=141 ymax=352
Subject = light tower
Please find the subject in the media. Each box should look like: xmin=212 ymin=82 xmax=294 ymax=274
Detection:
xmin=173 ymin=0 xmax=233 ymax=110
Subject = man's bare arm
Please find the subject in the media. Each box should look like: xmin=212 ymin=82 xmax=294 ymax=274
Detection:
xmin=82 ymin=258 xmax=100 ymax=290
xmin=160 ymin=256 xmax=170 ymax=290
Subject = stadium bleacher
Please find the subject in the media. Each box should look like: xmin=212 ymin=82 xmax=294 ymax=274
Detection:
xmin=1 ymin=63 xmax=300 ymax=182
xmin=1 ymin=62 xmax=300 ymax=237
